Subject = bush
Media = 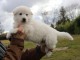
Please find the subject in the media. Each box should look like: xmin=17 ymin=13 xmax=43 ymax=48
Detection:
xmin=55 ymin=15 xmax=80 ymax=34
xmin=56 ymin=21 xmax=71 ymax=32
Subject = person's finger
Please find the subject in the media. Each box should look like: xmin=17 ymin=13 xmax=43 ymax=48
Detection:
xmin=18 ymin=25 xmax=24 ymax=32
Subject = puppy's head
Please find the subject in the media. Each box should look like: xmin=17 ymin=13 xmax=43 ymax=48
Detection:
xmin=13 ymin=6 xmax=33 ymax=24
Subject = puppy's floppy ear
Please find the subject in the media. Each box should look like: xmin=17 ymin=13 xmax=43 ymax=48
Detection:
xmin=12 ymin=7 xmax=18 ymax=15
xmin=13 ymin=9 xmax=16 ymax=15
xmin=30 ymin=10 xmax=33 ymax=15
xmin=31 ymin=12 xmax=33 ymax=15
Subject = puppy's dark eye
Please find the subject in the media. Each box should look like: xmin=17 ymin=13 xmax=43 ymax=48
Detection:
xmin=26 ymin=14 xmax=28 ymax=16
xmin=19 ymin=13 xmax=22 ymax=15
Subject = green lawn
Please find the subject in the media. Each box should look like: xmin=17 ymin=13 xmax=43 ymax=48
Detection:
xmin=2 ymin=35 xmax=80 ymax=60
xmin=41 ymin=35 xmax=80 ymax=60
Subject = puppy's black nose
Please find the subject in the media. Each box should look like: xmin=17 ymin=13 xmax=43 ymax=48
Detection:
xmin=22 ymin=18 xmax=26 ymax=23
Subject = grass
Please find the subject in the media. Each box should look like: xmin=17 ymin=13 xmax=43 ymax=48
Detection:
xmin=1 ymin=35 xmax=80 ymax=60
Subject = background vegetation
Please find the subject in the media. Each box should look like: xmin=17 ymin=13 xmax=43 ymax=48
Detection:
xmin=51 ymin=6 xmax=80 ymax=35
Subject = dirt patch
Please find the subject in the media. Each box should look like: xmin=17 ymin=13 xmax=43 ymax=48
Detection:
xmin=54 ymin=47 xmax=68 ymax=51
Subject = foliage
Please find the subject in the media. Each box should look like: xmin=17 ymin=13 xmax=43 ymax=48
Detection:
xmin=57 ymin=6 xmax=69 ymax=25
xmin=73 ymin=16 xmax=80 ymax=34
xmin=55 ymin=15 xmax=80 ymax=34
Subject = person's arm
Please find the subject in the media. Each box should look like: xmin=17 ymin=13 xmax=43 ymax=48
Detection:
xmin=3 ymin=31 xmax=25 ymax=60
xmin=21 ymin=45 xmax=46 ymax=60
xmin=21 ymin=40 xmax=46 ymax=60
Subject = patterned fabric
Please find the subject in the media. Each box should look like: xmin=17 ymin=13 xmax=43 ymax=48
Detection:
xmin=0 ymin=42 xmax=6 ymax=60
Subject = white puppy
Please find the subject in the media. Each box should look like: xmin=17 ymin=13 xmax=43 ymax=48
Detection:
xmin=7 ymin=6 xmax=73 ymax=57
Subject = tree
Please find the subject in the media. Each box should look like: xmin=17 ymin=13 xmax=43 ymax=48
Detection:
xmin=57 ymin=6 xmax=69 ymax=25
xmin=41 ymin=11 xmax=49 ymax=24
xmin=73 ymin=15 xmax=80 ymax=34
xmin=41 ymin=11 xmax=53 ymax=25
xmin=0 ymin=22 xmax=4 ymax=35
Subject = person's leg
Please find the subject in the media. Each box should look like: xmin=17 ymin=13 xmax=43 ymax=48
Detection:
xmin=3 ymin=44 xmax=23 ymax=60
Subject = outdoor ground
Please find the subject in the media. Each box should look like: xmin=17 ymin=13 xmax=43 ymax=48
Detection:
xmin=1 ymin=35 xmax=80 ymax=60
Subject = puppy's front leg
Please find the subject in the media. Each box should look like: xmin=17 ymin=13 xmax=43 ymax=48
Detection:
xmin=6 ymin=28 xmax=18 ymax=38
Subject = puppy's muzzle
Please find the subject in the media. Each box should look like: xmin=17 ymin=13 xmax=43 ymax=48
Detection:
xmin=22 ymin=18 xmax=26 ymax=23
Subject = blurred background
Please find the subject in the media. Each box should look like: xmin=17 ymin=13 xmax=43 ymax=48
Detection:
xmin=0 ymin=0 xmax=80 ymax=34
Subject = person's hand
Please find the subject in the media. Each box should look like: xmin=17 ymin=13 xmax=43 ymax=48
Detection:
xmin=40 ymin=40 xmax=53 ymax=53
xmin=10 ymin=25 xmax=25 ymax=40
xmin=17 ymin=24 xmax=24 ymax=34
xmin=9 ymin=25 xmax=25 ymax=48
xmin=40 ymin=40 xmax=46 ymax=53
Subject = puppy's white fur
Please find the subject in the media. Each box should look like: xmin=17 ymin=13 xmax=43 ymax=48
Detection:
xmin=7 ymin=6 xmax=73 ymax=57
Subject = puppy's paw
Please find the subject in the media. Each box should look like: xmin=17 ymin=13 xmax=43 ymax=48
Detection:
xmin=6 ymin=33 xmax=11 ymax=39
xmin=45 ymin=48 xmax=53 ymax=57
xmin=11 ymin=28 xmax=18 ymax=33
xmin=46 ymin=51 xmax=52 ymax=57
xmin=6 ymin=28 xmax=18 ymax=39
